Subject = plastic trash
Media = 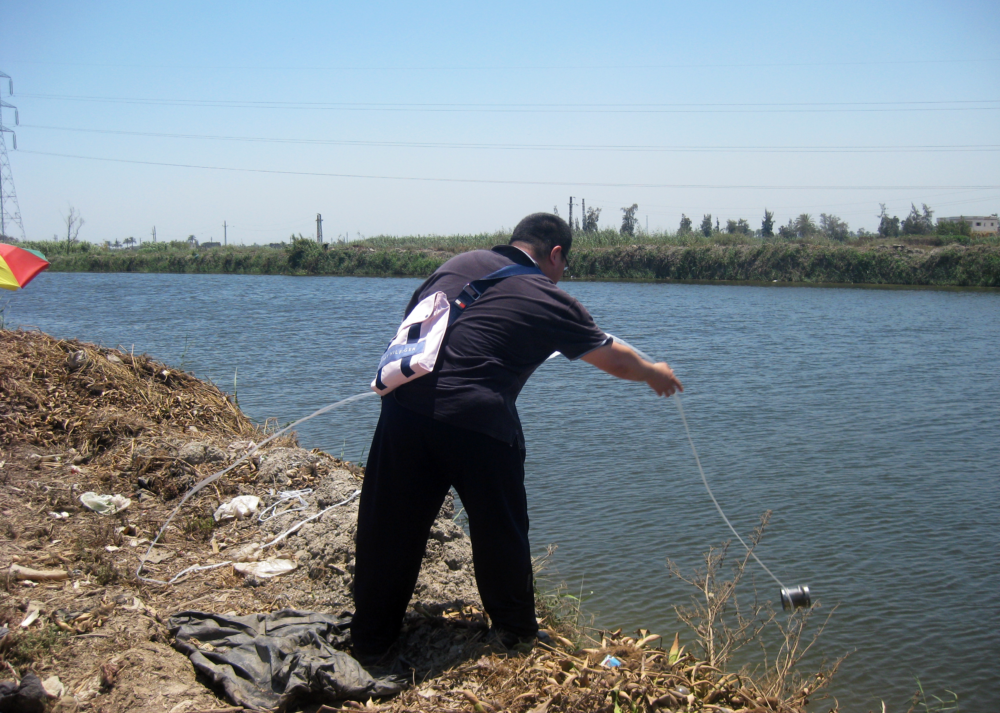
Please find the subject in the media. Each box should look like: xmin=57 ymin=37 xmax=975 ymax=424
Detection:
xmin=600 ymin=655 xmax=622 ymax=668
xmin=233 ymin=559 xmax=297 ymax=579
xmin=41 ymin=675 xmax=65 ymax=699
xmin=79 ymin=492 xmax=131 ymax=515
xmin=213 ymin=495 xmax=261 ymax=522
xmin=229 ymin=542 xmax=262 ymax=562
xmin=19 ymin=602 xmax=42 ymax=628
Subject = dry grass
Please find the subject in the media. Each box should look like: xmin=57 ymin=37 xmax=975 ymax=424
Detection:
xmin=0 ymin=329 xmax=260 ymax=456
xmin=375 ymin=626 xmax=821 ymax=713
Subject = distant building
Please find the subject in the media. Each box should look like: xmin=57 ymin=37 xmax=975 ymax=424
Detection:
xmin=201 ymin=241 xmax=221 ymax=248
xmin=938 ymin=214 xmax=999 ymax=234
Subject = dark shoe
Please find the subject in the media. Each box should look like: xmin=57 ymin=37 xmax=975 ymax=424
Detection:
xmin=486 ymin=626 xmax=549 ymax=654
xmin=351 ymin=647 xmax=411 ymax=682
xmin=352 ymin=647 xmax=393 ymax=668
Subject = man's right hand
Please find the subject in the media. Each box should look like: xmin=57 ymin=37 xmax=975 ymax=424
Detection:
xmin=582 ymin=341 xmax=683 ymax=397
xmin=645 ymin=361 xmax=683 ymax=397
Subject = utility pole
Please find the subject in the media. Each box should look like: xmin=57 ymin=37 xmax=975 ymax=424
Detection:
xmin=316 ymin=213 xmax=323 ymax=244
xmin=222 ymin=220 xmax=227 ymax=247
xmin=0 ymin=70 xmax=25 ymax=241
xmin=568 ymin=197 xmax=575 ymax=233
xmin=151 ymin=226 xmax=156 ymax=243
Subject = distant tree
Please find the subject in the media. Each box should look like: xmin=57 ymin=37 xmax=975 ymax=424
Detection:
xmin=700 ymin=214 xmax=713 ymax=237
xmin=878 ymin=204 xmax=901 ymax=238
xmin=725 ymin=218 xmax=750 ymax=235
xmin=937 ymin=217 xmax=972 ymax=237
xmin=112 ymin=238 xmax=122 ymax=250
xmin=187 ymin=235 xmax=199 ymax=248
xmin=620 ymin=203 xmax=639 ymax=236
xmin=819 ymin=213 xmax=851 ymax=242
xmin=64 ymin=206 xmax=84 ymax=253
xmin=777 ymin=219 xmax=797 ymax=240
xmin=553 ymin=205 xmax=560 ymax=216
xmin=902 ymin=203 xmax=934 ymax=235
xmin=761 ymin=209 xmax=775 ymax=237
xmin=582 ymin=206 xmax=601 ymax=232
xmin=678 ymin=214 xmax=693 ymax=235
xmin=793 ymin=214 xmax=817 ymax=238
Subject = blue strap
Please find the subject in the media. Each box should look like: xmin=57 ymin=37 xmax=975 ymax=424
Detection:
xmin=449 ymin=263 xmax=542 ymax=325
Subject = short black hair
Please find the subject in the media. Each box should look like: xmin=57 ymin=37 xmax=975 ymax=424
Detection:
xmin=510 ymin=213 xmax=572 ymax=259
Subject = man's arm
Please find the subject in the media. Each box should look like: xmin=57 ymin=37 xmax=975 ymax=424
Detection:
xmin=581 ymin=341 xmax=683 ymax=397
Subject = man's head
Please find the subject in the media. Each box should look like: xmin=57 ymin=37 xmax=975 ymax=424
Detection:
xmin=509 ymin=213 xmax=571 ymax=283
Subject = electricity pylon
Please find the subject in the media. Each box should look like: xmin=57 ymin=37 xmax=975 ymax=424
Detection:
xmin=0 ymin=71 xmax=25 ymax=242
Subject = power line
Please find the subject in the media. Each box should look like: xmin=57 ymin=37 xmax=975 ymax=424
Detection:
xmin=20 ymin=149 xmax=1000 ymax=190
xmin=17 ymin=93 xmax=1000 ymax=113
xmin=21 ymin=124 xmax=1000 ymax=153
xmin=6 ymin=57 xmax=1000 ymax=71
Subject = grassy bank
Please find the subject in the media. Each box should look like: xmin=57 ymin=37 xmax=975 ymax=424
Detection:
xmin=569 ymin=242 xmax=1000 ymax=286
xmin=29 ymin=232 xmax=1000 ymax=287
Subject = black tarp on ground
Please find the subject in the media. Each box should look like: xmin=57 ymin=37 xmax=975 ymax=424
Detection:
xmin=169 ymin=609 xmax=404 ymax=711
xmin=0 ymin=673 xmax=46 ymax=713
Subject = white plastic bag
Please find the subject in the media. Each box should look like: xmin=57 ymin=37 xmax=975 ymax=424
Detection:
xmin=233 ymin=558 xmax=297 ymax=579
xmin=213 ymin=495 xmax=261 ymax=522
xmin=79 ymin=492 xmax=131 ymax=515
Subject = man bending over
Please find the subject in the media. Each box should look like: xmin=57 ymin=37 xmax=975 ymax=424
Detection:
xmin=351 ymin=212 xmax=682 ymax=660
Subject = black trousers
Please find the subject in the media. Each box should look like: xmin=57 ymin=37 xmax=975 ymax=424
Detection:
xmin=351 ymin=395 xmax=537 ymax=655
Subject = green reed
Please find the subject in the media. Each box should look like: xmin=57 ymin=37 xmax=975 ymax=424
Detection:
xmin=34 ymin=234 xmax=1000 ymax=287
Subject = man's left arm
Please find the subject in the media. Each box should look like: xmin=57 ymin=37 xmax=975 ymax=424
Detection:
xmin=581 ymin=340 xmax=683 ymax=397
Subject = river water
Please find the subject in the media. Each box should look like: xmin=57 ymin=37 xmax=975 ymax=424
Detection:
xmin=7 ymin=272 xmax=999 ymax=711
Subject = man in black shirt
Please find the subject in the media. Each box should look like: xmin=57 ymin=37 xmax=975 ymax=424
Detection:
xmin=352 ymin=213 xmax=682 ymax=659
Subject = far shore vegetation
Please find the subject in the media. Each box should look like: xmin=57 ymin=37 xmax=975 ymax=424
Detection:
xmin=16 ymin=203 xmax=1000 ymax=287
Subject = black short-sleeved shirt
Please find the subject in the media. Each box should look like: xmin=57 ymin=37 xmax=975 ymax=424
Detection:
xmin=392 ymin=244 xmax=611 ymax=446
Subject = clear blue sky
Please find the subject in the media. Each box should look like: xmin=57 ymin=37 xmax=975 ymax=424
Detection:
xmin=1 ymin=0 xmax=998 ymax=244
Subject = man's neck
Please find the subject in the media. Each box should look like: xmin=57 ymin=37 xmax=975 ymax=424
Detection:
xmin=508 ymin=242 xmax=540 ymax=266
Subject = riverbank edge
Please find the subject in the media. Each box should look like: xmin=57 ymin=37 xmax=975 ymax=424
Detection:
xmin=0 ymin=329 xmax=842 ymax=712
xmin=45 ymin=243 xmax=1000 ymax=287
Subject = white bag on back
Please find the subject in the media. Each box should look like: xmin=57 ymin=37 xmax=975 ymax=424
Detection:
xmin=371 ymin=290 xmax=451 ymax=395
xmin=371 ymin=262 xmax=542 ymax=395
